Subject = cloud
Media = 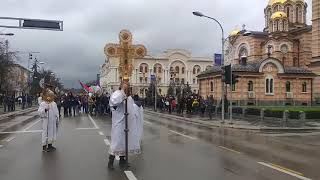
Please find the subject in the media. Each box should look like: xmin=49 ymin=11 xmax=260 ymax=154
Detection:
xmin=0 ymin=0 xmax=312 ymax=88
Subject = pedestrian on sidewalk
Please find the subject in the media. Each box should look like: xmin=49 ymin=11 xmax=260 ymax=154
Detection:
xmin=38 ymin=89 xmax=60 ymax=152
xmin=206 ymin=95 xmax=214 ymax=120
xmin=108 ymin=81 xmax=142 ymax=169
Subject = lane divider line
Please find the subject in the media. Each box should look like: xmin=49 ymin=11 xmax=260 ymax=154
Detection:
xmin=23 ymin=119 xmax=41 ymax=131
xmin=75 ymin=127 xmax=98 ymax=130
xmin=0 ymin=130 xmax=42 ymax=134
xmin=169 ymin=130 xmax=197 ymax=140
xmin=218 ymin=146 xmax=241 ymax=154
xmin=99 ymin=131 xmax=104 ymax=136
xmin=88 ymin=115 xmax=99 ymax=129
xmin=258 ymin=162 xmax=311 ymax=180
xmin=124 ymin=171 xmax=138 ymax=180
xmin=6 ymin=137 xmax=15 ymax=142
xmin=104 ymin=139 xmax=110 ymax=146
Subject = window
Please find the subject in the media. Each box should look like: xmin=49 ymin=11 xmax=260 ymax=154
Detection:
xmin=286 ymin=81 xmax=291 ymax=92
xmin=158 ymin=67 xmax=162 ymax=73
xmin=175 ymin=66 xmax=179 ymax=73
xmin=182 ymin=67 xmax=185 ymax=74
xmin=265 ymin=76 xmax=274 ymax=94
xmin=144 ymin=77 xmax=147 ymax=83
xmin=139 ymin=66 xmax=143 ymax=73
xmin=210 ymin=81 xmax=214 ymax=92
xmin=232 ymin=83 xmax=236 ymax=92
xmin=154 ymin=67 xmax=156 ymax=73
xmin=296 ymin=6 xmax=299 ymax=23
xmin=193 ymin=78 xmax=196 ymax=84
xmin=302 ymin=82 xmax=307 ymax=92
xmin=248 ymin=81 xmax=253 ymax=91
xmin=287 ymin=7 xmax=290 ymax=17
xmin=144 ymin=66 xmax=148 ymax=73
xmin=239 ymin=47 xmax=248 ymax=58
xmin=140 ymin=77 xmax=143 ymax=83
xmin=197 ymin=68 xmax=200 ymax=74
xmin=193 ymin=68 xmax=196 ymax=74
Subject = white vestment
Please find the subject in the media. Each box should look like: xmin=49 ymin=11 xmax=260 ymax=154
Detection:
xmin=109 ymin=90 xmax=141 ymax=156
xmin=38 ymin=97 xmax=43 ymax=106
xmin=38 ymin=101 xmax=60 ymax=145
xmin=133 ymin=103 xmax=144 ymax=141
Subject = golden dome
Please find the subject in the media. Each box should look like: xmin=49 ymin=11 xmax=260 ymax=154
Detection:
xmin=229 ymin=29 xmax=240 ymax=36
xmin=268 ymin=0 xmax=304 ymax=6
xmin=271 ymin=11 xmax=287 ymax=19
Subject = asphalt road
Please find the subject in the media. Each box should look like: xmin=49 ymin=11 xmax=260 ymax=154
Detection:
xmin=0 ymin=112 xmax=317 ymax=180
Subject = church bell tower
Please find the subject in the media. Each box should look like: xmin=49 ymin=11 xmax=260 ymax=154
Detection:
xmin=312 ymin=0 xmax=320 ymax=60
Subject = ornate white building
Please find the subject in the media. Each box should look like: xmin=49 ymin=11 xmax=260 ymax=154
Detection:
xmin=100 ymin=49 xmax=213 ymax=97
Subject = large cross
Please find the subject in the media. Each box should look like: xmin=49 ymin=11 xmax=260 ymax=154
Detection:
xmin=104 ymin=29 xmax=147 ymax=81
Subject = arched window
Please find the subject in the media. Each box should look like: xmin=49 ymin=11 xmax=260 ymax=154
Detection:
xmin=265 ymin=76 xmax=274 ymax=94
xmin=282 ymin=20 xmax=286 ymax=31
xmin=276 ymin=20 xmax=280 ymax=31
xmin=197 ymin=68 xmax=200 ymax=74
xmin=144 ymin=66 xmax=148 ymax=73
xmin=139 ymin=66 xmax=143 ymax=73
xmin=302 ymin=82 xmax=307 ymax=92
xmin=158 ymin=67 xmax=162 ymax=73
xmin=175 ymin=66 xmax=179 ymax=73
xmin=181 ymin=67 xmax=185 ymax=74
xmin=153 ymin=66 xmax=156 ymax=73
xmin=286 ymin=81 xmax=291 ymax=92
xmin=248 ymin=81 xmax=254 ymax=91
xmin=287 ymin=7 xmax=290 ymax=18
xmin=239 ymin=46 xmax=248 ymax=58
xmin=193 ymin=68 xmax=196 ymax=74
xmin=210 ymin=81 xmax=214 ymax=92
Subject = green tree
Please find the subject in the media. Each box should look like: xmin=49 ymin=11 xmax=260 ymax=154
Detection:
xmin=0 ymin=40 xmax=16 ymax=94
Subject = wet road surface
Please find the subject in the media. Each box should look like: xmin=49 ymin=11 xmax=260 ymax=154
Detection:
xmin=0 ymin=112 xmax=317 ymax=180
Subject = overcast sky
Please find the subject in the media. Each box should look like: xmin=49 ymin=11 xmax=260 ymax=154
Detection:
xmin=0 ymin=0 xmax=312 ymax=88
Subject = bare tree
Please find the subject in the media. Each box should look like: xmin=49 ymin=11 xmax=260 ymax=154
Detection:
xmin=0 ymin=40 xmax=16 ymax=94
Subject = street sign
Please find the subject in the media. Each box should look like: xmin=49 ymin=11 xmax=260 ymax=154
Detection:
xmin=214 ymin=53 xmax=222 ymax=66
xmin=0 ymin=17 xmax=63 ymax=31
xmin=150 ymin=75 xmax=156 ymax=82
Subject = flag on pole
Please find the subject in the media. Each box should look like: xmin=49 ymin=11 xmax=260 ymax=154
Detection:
xmin=78 ymin=80 xmax=91 ymax=92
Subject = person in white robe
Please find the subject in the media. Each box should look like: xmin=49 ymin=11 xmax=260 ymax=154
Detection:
xmin=108 ymin=82 xmax=142 ymax=169
xmin=38 ymin=89 xmax=60 ymax=152
xmin=38 ymin=93 xmax=43 ymax=106
xmin=132 ymin=95 xmax=144 ymax=143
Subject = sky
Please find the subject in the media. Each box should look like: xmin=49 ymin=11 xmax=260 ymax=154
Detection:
xmin=0 ymin=0 xmax=312 ymax=88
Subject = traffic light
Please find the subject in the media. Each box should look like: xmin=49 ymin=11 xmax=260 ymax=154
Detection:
xmin=232 ymin=74 xmax=240 ymax=85
xmin=222 ymin=64 xmax=232 ymax=84
xmin=29 ymin=53 xmax=33 ymax=60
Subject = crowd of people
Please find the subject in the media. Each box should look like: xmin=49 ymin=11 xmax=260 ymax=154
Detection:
xmin=53 ymin=92 xmax=111 ymax=117
xmin=155 ymin=94 xmax=217 ymax=119
xmin=0 ymin=93 xmax=35 ymax=113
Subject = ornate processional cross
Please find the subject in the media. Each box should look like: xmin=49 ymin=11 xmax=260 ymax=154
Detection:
xmin=104 ymin=29 xmax=147 ymax=82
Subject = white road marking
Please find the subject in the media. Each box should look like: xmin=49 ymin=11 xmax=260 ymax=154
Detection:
xmin=99 ymin=131 xmax=104 ymax=136
xmin=218 ymin=146 xmax=241 ymax=154
xmin=104 ymin=139 xmax=110 ymax=146
xmin=124 ymin=171 xmax=138 ymax=180
xmin=6 ymin=137 xmax=15 ymax=142
xmin=75 ymin=127 xmax=98 ymax=130
xmin=23 ymin=119 xmax=41 ymax=131
xmin=258 ymin=162 xmax=311 ymax=180
xmin=88 ymin=115 xmax=99 ymax=129
xmin=0 ymin=130 xmax=42 ymax=134
xmin=143 ymin=121 xmax=152 ymax=125
xmin=169 ymin=130 xmax=197 ymax=140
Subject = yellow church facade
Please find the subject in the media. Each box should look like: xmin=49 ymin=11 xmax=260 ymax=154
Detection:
xmin=198 ymin=0 xmax=320 ymax=106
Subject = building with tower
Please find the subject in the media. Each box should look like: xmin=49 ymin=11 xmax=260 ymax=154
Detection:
xmin=198 ymin=0 xmax=320 ymax=106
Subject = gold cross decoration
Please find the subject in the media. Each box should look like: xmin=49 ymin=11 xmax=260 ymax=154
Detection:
xmin=104 ymin=29 xmax=147 ymax=82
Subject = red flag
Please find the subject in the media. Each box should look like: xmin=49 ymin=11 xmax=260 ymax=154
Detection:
xmin=78 ymin=80 xmax=91 ymax=92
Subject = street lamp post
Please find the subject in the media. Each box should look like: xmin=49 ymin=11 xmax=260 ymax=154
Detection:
xmin=193 ymin=11 xmax=226 ymax=122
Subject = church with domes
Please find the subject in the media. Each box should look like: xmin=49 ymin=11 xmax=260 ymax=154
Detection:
xmin=198 ymin=0 xmax=320 ymax=106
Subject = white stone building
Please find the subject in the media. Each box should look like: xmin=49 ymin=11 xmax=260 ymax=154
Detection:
xmin=100 ymin=49 xmax=213 ymax=97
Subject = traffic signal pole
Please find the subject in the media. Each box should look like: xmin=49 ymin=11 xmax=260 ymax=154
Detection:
xmin=230 ymin=65 xmax=233 ymax=124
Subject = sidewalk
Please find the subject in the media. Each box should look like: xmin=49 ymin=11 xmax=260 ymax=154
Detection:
xmin=145 ymin=109 xmax=320 ymax=132
xmin=0 ymin=107 xmax=38 ymax=133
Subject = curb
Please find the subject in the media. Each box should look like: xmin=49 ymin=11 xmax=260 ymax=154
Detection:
xmin=145 ymin=110 xmax=320 ymax=132
xmin=0 ymin=108 xmax=37 ymax=123
xmin=1 ymin=114 xmax=39 ymax=133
